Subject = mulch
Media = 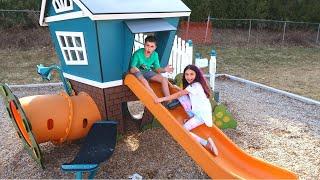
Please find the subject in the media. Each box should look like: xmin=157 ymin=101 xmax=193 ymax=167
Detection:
xmin=1 ymin=78 xmax=319 ymax=179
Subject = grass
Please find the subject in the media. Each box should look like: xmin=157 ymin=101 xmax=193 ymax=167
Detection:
xmin=0 ymin=47 xmax=59 ymax=85
xmin=0 ymin=45 xmax=319 ymax=101
xmin=195 ymin=45 xmax=320 ymax=100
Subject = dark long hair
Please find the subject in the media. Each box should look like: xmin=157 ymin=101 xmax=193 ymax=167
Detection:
xmin=182 ymin=65 xmax=211 ymax=98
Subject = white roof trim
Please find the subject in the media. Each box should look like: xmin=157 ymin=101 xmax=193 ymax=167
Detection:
xmin=91 ymin=12 xmax=191 ymax=21
xmin=63 ymin=72 xmax=123 ymax=88
xmin=43 ymin=11 xmax=190 ymax=24
xmin=39 ymin=0 xmax=91 ymax=26
xmin=39 ymin=0 xmax=190 ymax=25
xmin=45 ymin=11 xmax=86 ymax=23
xmin=39 ymin=0 xmax=47 ymax=26
xmin=73 ymin=0 xmax=92 ymax=17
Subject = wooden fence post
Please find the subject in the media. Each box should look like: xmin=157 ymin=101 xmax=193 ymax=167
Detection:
xmin=204 ymin=14 xmax=210 ymax=43
xmin=282 ymin=21 xmax=287 ymax=43
xmin=248 ymin=19 xmax=252 ymax=43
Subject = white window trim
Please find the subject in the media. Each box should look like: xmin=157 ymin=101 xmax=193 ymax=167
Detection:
xmin=52 ymin=0 xmax=73 ymax=14
xmin=63 ymin=72 xmax=123 ymax=88
xmin=56 ymin=31 xmax=88 ymax=65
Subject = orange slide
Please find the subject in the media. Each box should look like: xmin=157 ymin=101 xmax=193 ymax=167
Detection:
xmin=124 ymin=74 xmax=297 ymax=179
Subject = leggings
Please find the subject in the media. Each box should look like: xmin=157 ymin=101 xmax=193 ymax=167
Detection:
xmin=183 ymin=114 xmax=208 ymax=146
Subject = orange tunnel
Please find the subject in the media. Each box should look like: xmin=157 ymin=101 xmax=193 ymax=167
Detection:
xmin=13 ymin=92 xmax=101 ymax=144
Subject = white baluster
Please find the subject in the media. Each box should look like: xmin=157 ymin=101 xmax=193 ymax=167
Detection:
xmin=177 ymin=37 xmax=182 ymax=75
xmin=181 ymin=39 xmax=187 ymax=72
xmin=143 ymin=34 xmax=147 ymax=43
xmin=139 ymin=33 xmax=144 ymax=45
xmin=209 ymin=49 xmax=217 ymax=91
xmin=186 ymin=40 xmax=193 ymax=65
xmin=133 ymin=34 xmax=138 ymax=53
xmin=168 ymin=46 xmax=174 ymax=79
xmin=172 ymin=36 xmax=178 ymax=78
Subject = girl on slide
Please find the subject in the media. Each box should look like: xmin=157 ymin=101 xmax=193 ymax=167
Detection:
xmin=155 ymin=65 xmax=218 ymax=155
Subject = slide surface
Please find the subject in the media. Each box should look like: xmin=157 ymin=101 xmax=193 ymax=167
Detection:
xmin=124 ymin=74 xmax=297 ymax=179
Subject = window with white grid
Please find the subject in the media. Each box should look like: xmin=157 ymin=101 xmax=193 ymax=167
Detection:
xmin=52 ymin=0 xmax=73 ymax=13
xmin=56 ymin=31 xmax=88 ymax=65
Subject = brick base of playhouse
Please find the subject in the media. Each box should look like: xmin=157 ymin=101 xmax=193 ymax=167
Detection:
xmin=68 ymin=79 xmax=154 ymax=133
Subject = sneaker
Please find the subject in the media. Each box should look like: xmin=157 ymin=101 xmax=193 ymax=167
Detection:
xmin=207 ymin=137 xmax=218 ymax=156
xmin=165 ymin=99 xmax=180 ymax=109
xmin=183 ymin=119 xmax=189 ymax=124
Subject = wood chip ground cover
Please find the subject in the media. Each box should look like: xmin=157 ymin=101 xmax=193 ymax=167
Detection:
xmin=0 ymin=78 xmax=319 ymax=179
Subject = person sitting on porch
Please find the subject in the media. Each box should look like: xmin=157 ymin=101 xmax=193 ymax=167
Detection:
xmin=130 ymin=35 xmax=178 ymax=106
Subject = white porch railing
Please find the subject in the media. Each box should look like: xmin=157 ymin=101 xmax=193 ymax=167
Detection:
xmin=167 ymin=36 xmax=193 ymax=79
xmin=133 ymin=33 xmax=147 ymax=52
xmin=132 ymin=34 xmax=216 ymax=91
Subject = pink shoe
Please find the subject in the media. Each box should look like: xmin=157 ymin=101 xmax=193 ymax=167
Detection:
xmin=207 ymin=137 xmax=218 ymax=156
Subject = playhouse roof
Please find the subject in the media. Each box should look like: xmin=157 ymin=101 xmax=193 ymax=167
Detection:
xmin=80 ymin=0 xmax=190 ymax=14
xmin=39 ymin=0 xmax=190 ymax=26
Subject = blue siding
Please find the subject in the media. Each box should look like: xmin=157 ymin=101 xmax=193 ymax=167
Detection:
xmin=123 ymin=25 xmax=134 ymax=74
xmin=156 ymin=18 xmax=180 ymax=67
xmin=47 ymin=0 xmax=82 ymax=17
xmin=96 ymin=20 xmax=125 ymax=82
xmin=48 ymin=17 xmax=103 ymax=82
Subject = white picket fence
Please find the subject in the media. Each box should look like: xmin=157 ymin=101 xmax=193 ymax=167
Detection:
xmin=133 ymin=33 xmax=216 ymax=91
xmin=133 ymin=33 xmax=147 ymax=52
xmin=133 ymin=33 xmax=193 ymax=79
xmin=167 ymin=37 xmax=193 ymax=79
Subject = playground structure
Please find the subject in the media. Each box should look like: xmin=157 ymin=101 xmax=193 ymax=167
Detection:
xmin=38 ymin=0 xmax=192 ymax=133
xmin=0 ymin=0 xmax=299 ymax=178
xmin=0 ymin=83 xmax=102 ymax=167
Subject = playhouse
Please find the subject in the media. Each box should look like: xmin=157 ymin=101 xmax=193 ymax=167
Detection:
xmin=39 ymin=0 xmax=191 ymax=132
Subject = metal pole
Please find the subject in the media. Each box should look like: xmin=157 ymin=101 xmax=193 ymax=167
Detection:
xmin=186 ymin=16 xmax=190 ymax=40
xmin=248 ymin=19 xmax=252 ymax=43
xmin=204 ymin=14 xmax=210 ymax=43
xmin=316 ymin=24 xmax=320 ymax=43
xmin=282 ymin=21 xmax=287 ymax=43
